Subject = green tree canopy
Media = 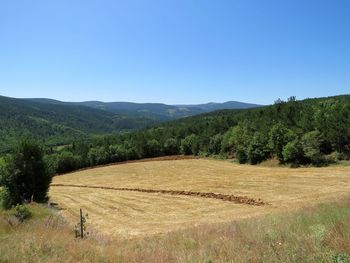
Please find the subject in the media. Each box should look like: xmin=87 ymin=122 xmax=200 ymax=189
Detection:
xmin=269 ymin=123 xmax=296 ymax=162
xmin=301 ymin=130 xmax=324 ymax=165
xmin=283 ymin=138 xmax=305 ymax=166
xmin=0 ymin=139 xmax=51 ymax=209
xmin=163 ymin=138 xmax=179 ymax=155
xmin=247 ymin=132 xmax=270 ymax=164
xmin=181 ymin=134 xmax=199 ymax=155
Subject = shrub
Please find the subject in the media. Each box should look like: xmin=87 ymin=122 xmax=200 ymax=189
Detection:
xmin=13 ymin=204 xmax=32 ymax=222
xmin=333 ymin=253 xmax=350 ymax=263
xmin=198 ymin=150 xmax=209 ymax=157
xmin=0 ymin=188 xmax=13 ymax=210
xmin=326 ymin=151 xmax=346 ymax=163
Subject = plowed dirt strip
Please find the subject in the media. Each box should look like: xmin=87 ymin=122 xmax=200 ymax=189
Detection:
xmin=50 ymin=183 xmax=269 ymax=206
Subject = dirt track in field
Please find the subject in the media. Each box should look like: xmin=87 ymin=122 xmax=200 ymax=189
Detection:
xmin=50 ymin=183 xmax=269 ymax=206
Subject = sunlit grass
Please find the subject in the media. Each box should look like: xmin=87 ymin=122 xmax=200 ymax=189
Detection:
xmin=0 ymin=198 xmax=350 ymax=262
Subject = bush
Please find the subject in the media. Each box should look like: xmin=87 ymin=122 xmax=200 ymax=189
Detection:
xmin=198 ymin=150 xmax=209 ymax=157
xmin=0 ymin=188 xmax=13 ymax=210
xmin=333 ymin=253 xmax=350 ymax=263
xmin=13 ymin=204 xmax=32 ymax=222
xmin=325 ymin=151 xmax=346 ymax=163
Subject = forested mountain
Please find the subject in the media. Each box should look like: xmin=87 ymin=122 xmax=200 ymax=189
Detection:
xmin=0 ymin=95 xmax=260 ymax=152
xmin=0 ymin=96 xmax=159 ymax=152
xmin=42 ymin=94 xmax=350 ymax=174
xmin=175 ymin=101 xmax=261 ymax=111
xmin=26 ymin=98 xmax=260 ymax=119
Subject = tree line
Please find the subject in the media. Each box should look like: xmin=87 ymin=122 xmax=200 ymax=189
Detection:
xmin=44 ymin=95 xmax=350 ymax=174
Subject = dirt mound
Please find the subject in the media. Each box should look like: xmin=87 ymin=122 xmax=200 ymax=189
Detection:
xmin=51 ymin=184 xmax=269 ymax=206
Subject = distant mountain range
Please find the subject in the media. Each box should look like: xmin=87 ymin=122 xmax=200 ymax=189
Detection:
xmin=0 ymin=95 xmax=261 ymax=152
xmin=27 ymin=98 xmax=261 ymax=119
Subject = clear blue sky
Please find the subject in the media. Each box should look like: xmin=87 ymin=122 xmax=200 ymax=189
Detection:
xmin=0 ymin=0 xmax=349 ymax=104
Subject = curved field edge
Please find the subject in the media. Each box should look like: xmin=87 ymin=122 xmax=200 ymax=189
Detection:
xmin=48 ymin=158 xmax=350 ymax=237
xmin=1 ymin=197 xmax=350 ymax=263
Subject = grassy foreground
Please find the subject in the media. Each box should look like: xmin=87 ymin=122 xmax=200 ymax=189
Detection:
xmin=1 ymin=198 xmax=350 ymax=263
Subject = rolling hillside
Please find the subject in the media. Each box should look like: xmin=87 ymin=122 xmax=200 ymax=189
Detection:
xmin=27 ymin=98 xmax=260 ymax=119
xmin=0 ymin=95 xmax=260 ymax=152
xmin=0 ymin=96 xmax=103 ymax=152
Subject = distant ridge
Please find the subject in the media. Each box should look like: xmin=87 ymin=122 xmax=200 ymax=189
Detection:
xmin=0 ymin=95 xmax=261 ymax=152
xmin=24 ymin=97 xmax=261 ymax=119
xmin=175 ymin=101 xmax=262 ymax=111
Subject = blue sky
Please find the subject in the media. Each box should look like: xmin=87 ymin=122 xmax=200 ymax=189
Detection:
xmin=0 ymin=0 xmax=349 ymax=104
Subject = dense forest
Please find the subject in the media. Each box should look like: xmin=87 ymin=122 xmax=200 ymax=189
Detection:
xmin=0 ymin=96 xmax=259 ymax=152
xmin=29 ymin=94 xmax=350 ymax=175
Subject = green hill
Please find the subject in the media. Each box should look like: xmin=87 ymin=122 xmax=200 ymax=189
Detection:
xmin=0 ymin=96 xmax=159 ymax=152
xmin=0 ymin=96 xmax=260 ymax=152
xmin=0 ymin=96 xmax=97 ymax=151
xmin=27 ymin=98 xmax=260 ymax=119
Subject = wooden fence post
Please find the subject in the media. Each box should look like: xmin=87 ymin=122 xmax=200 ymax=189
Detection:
xmin=80 ymin=208 xmax=84 ymax=238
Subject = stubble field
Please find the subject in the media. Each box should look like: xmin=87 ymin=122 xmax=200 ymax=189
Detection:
xmin=49 ymin=158 xmax=350 ymax=237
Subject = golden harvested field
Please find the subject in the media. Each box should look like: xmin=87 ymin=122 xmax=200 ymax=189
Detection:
xmin=49 ymin=158 xmax=350 ymax=237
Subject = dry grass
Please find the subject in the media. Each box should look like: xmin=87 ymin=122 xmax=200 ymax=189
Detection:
xmin=1 ymin=199 xmax=350 ymax=263
xmin=49 ymin=158 xmax=350 ymax=237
